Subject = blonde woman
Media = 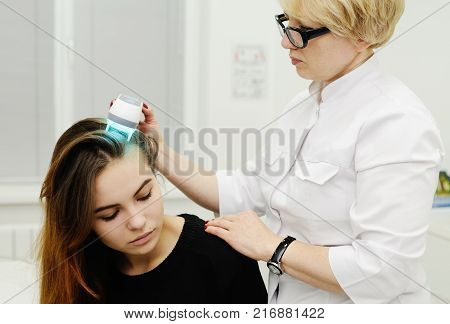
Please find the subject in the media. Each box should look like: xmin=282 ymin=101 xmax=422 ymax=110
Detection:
xmin=138 ymin=0 xmax=444 ymax=303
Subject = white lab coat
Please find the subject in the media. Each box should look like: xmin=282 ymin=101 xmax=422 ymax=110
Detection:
xmin=216 ymin=56 xmax=445 ymax=303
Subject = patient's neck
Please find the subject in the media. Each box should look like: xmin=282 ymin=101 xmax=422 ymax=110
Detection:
xmin=122 ymin=215 xmax=183 ymax=275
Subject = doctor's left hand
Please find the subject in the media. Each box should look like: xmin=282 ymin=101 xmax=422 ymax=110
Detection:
xmin=204 ymin=211 xmax=283 ymax=262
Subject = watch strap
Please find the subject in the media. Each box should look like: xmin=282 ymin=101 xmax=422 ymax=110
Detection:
xmin=269 ymin=236 xmax=296 ymax=264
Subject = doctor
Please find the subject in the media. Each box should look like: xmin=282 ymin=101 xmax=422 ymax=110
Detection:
xmin=138 ymin=0 xmax=444 ymax=303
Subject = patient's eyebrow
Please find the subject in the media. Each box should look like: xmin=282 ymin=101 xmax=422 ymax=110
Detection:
xmin=133 ymin=178 xmax=152 ymax=197
xmin=94 ymin=178 xmax=152 ymax=213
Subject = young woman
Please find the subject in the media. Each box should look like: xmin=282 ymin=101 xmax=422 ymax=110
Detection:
xmin=38 ymin=118 xmax=267 ymax=304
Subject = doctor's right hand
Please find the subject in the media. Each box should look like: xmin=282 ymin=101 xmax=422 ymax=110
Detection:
xmin=138 ymin=102 xmax=163 ymax=144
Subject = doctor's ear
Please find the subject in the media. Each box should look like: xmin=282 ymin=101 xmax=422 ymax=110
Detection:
xmin=353 ymin=39 xmax=372 ymax=52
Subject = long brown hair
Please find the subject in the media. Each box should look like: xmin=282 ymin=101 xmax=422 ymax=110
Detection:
xmin=38 ymin=118 xmax=158 ymax=303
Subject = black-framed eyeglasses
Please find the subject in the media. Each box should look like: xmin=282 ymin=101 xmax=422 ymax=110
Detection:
xmin=275 ymin=13 xmax=330 ymax=49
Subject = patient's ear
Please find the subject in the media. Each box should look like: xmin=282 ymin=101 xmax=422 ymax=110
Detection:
xmin=155 ymin=172 xmax=165 ymax=185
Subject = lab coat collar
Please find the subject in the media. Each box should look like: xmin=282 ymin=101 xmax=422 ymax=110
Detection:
xmin=308 ymin=54 xmax=380 ymax=105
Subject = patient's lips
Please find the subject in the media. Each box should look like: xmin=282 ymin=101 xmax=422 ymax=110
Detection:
xmin=129 ymin=229 xmax=154 ymax=246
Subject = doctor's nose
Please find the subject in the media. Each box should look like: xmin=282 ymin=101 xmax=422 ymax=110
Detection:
xmin=126 ymin=210 xmax=147 ymax=230
xmin=281 ymin=32 xmax=296 ymax=50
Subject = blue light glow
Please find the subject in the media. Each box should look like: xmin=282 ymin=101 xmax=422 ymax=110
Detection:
xmin=106 ymin=120 xmax=136 ymax=141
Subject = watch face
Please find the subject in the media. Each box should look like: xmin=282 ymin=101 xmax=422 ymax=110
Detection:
xmin=267 ymin=262 xmax=282 ymax=275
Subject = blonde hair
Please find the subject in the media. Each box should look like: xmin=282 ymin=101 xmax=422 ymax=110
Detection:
xmin=278 ymin=0 xmax=405 ymax=48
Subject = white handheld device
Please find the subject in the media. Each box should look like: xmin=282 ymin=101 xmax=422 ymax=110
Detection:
xmin=106 ymin=94 xmax=144 ymax=141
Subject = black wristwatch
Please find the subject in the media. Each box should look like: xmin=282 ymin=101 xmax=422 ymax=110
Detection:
xmin=267 ymin=236 xmax=296 ymax=275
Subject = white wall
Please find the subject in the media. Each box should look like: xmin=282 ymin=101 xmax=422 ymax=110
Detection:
xmin=183 ymin=0 xmax=307 ymax=171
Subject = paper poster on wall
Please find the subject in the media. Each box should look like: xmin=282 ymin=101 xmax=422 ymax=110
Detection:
xmin=232 ymin=45 xmax=267 ymax=99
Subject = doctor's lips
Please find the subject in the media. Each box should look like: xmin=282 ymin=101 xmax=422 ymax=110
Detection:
xmin=129 ymin=229 xmax=154 ymax=245
xmin=290 ymin=56 xmax=303 ymax=65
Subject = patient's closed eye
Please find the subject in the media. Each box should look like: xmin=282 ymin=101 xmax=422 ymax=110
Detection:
xmin=137 ymin=189 xmax=152 ymax=202
xmin=101 ymin=212 xmax=118 ymax=222
xmin=95 ymin=178 xmax=153 ymax=221
xmin=99 ymin=188 xmax=152 ymax=222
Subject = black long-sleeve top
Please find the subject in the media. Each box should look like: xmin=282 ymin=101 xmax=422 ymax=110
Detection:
xmin=106 ymin=214 xmax=268 ymax=304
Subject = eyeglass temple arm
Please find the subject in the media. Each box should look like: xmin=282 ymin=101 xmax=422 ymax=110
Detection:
xmin=305 ymin=27 xmax=330 ymax=40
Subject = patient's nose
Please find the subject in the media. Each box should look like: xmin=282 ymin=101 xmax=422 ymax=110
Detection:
xmin=126 ymin=210 xmax=146 ymax=230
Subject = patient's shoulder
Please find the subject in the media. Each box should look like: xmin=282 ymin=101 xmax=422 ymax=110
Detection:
xmin=176 ymin=213 xmax=249 ymax=264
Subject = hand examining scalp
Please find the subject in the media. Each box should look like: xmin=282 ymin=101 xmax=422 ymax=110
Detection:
xmin=204 ymin=210 xmax=283 ymax=262
xmin=138 ymin=102 xmax=163 ymax=144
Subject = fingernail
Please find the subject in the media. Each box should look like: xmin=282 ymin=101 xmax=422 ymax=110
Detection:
xmin=143 ymin=102 xmax=149 ymax=109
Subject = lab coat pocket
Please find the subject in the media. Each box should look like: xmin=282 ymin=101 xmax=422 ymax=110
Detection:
xmin=288 ymin=160 xmax=351 ymax=240
xmin=294 ymin=160 xmax=339 ymax=185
